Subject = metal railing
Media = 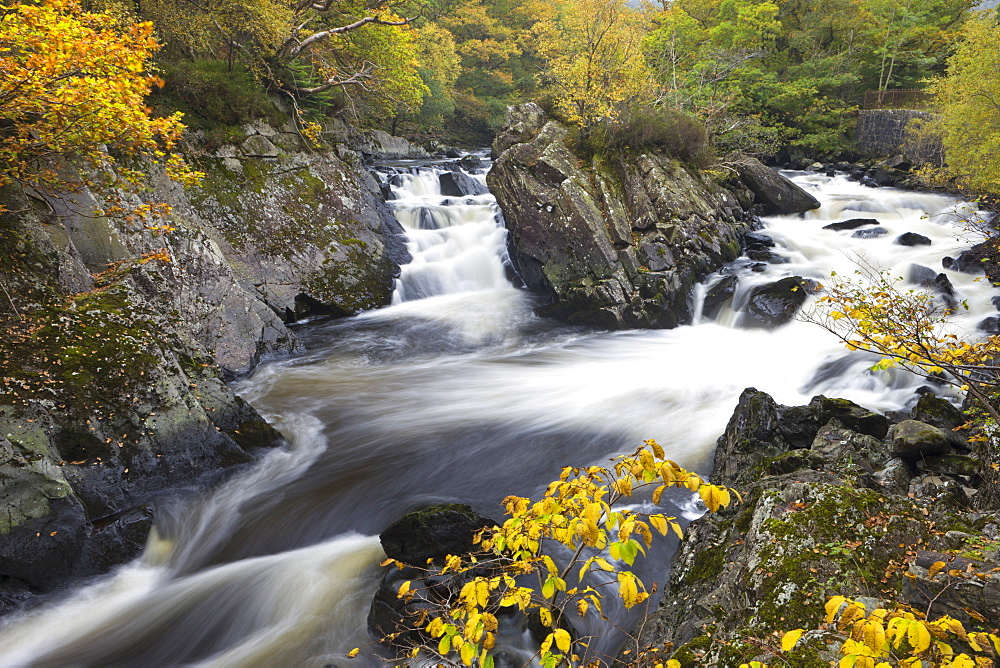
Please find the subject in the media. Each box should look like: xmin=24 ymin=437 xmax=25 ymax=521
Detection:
xmin=862 ymin=89 xmax=934 ymax=110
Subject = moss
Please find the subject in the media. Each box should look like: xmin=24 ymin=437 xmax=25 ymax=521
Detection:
xmin=0 ymin=286 xmax=162 ymax=417
xmin=685 ymin=544 xmax=727 ymax=584
xmin=750 ymin=483 xmax=923 ymax=630
xmin=669 ymin=633 xmax=713 ymax=666
xmin=226 ymin=418 xmax=281 ymax=451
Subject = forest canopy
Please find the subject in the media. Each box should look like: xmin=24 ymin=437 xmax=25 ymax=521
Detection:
xmin=3 ymin=0 xmax=997 ymax=191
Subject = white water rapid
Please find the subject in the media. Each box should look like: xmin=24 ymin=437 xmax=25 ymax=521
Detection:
xmin=0 ymin=162 xmax=994 ymax=666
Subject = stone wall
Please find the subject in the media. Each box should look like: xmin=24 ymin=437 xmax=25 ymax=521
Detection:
xmin=856 ymin=109 xmax=943 ymax=165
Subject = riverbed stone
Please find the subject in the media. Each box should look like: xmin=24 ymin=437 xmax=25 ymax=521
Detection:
xmin=824 ymin=218 xmax=880 ymax=231
xmin=439 ymin=171 xmax=488 ymax=197
xmin=890 ymin=420 xmax=952 ymax=460
xmin=896 ymin=232 xmax=932 ymax=246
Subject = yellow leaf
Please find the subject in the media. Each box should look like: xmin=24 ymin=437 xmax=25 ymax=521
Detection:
xmin=554 ymin=628 xmax=572 ymax=653
xmin=460 ymin=641 xmax=475 ymax=665
xmin=907 ymin=620 xmax=931 ymax=653
xmin=347 ymin=648 xmax=360 ymax=658
xmin=699 ymin=485 xmax=730 ymax=513
xmin=928 ymin=561 xmax=947 ymax=578
xmin=649 ymin=514 xmax=669 ymax=536
xmin=782 ymin=628 xmax=807 ymax=652
xmin=826 ymin=596 xmax=848 ymax=623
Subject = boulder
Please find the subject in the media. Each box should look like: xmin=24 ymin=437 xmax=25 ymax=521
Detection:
xmin=742 ymin=276 xmax=810 ymax=329
xmin=732 ymin=158 xmax=821 ymax=215
xmin=811 ymin=419 xmax=885 ymax=469
xmin=942 ymin=240 xmax=1000 ymax=283
xmin=896 ymin=232 xmax=932 ymax=246
xmin=380 ymin=504 xmax=497 ymax=566
xmin=824 ymin=218 xmax=880 ymax=231
xmin=978 ymin=316 xmax=1000 ymax=334
xmin=439 ymin=171 xmax=488 ymax=197
xmin=890 ymin=420 xmax=952 ymax=460
xmin=744 ymin=231 xmax=775 ymax=248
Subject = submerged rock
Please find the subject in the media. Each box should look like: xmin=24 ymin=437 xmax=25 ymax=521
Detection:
xmin=439 ymin=171 xmax=488 ymax=197
xmin=896 ymin=232 xmax=932 ymax=246
xmin=824 ymin=218 xmax=880 ymax=231
xmin=380 ymin=504 xmax=497 ymax=566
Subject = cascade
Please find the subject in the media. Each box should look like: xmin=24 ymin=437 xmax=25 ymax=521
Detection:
xmin=0 ymin=161 xmax=992 ymax=666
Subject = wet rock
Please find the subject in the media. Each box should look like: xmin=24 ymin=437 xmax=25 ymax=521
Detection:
xmin=890 ymin=420 xmax=952 ymax=460
xmin=852 ymin=227 xmax=889 ymax=239
xmin=444 ymin=148 xmax=463 ymax=159
xmin=812 ymin=395 xmax=889 ymax=439
xmin=702 ymin=275 xmax=738 ymax=319
xmin=942 ymin=240 xmax=1000 ymax=283
xmin=439 ymin=171 xmax=488 ymax=197
xmin=380 ymin=504 xmax=497 ymax=566
xmin=742 ymin=277 xmax=809 ymax=329
xmin=744 ymin=231 xmax=775 ymax=248
xmin=978 ymin=316 xmax=1000 ymax=334
xmin=896 ymin=232 xmax=932 ymax=246
xmin=823 ymin=218 xmax=880 ymax=231
xmin=711 ymin=388 xmax=791 ymax=487
xmin=909 ymin=263 xmax=936 ymax=285
xmin=776 ymin=404 xmax=821 ymax=448
xmin=731 ymin=158 xmax=821 ymax=215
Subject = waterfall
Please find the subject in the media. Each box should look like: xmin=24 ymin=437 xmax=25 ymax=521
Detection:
xmin=0 ymin=164 xmax=993 ymax=666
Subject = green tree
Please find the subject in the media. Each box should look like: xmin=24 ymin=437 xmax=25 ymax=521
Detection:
xmin=532 ymin=0 xmax=652 ymax=128
xmin=926 ymin=10 xmax=1000 ymax=194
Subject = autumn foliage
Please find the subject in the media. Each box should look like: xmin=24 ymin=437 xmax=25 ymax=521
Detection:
xmin=0 ymin=0 xmax=199 ymax=208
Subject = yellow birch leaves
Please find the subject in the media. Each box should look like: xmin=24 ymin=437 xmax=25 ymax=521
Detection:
xmin=366 ymin=439 xmax=737 ymax=666
xmin=780 ymin=595 xmax=1000 ymax=668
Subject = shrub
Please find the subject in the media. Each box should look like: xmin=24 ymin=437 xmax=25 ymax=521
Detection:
xmin=150 ymin=59 xmax=281 ymax=132
xmin=589 ymin=104 xmax=714 ymax=168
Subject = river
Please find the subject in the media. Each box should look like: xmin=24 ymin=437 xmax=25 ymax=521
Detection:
xmin=0 ymin=159 xmax=992 ymax=665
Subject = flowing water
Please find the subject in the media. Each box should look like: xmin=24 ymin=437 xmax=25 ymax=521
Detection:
xmin=0 ymin=162 xmax=994 ymax=666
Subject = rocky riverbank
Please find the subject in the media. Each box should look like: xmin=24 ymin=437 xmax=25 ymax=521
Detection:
xmin=0 ymin=121 xmax=420 ymax=610
xmin=627 ymin=388 xmax=1000 ymax=666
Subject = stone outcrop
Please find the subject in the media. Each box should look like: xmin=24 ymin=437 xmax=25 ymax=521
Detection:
xmin=0 ymin=122 xmax=410 ymax=610
xmin=628 ymin=389 xmax=999 ymax=666
xmin=730 ymin=158 xmax=821 ymax=215
xmin=488 ymin=104 xmax=753 ymax=329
